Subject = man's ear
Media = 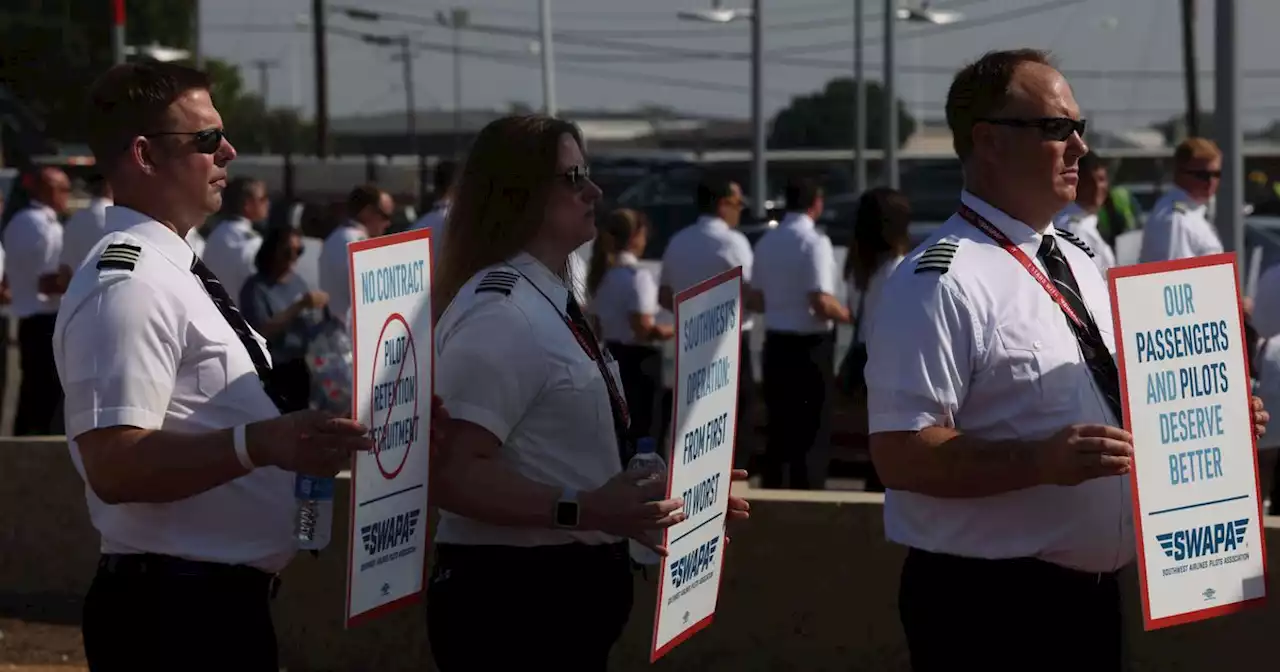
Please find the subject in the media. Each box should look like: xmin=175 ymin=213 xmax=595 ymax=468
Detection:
xmin=131 ymin=138 xmax=158 ymax=176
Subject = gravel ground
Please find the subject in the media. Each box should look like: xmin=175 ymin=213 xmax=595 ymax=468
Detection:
xmin=0 ymin=619 xmax=85 ymax=670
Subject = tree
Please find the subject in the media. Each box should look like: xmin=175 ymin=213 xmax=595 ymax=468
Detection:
xmin=768 ymin=77 xmax=916 ymax=150
xmin=204 ymin=59 xmax=314 ymax=154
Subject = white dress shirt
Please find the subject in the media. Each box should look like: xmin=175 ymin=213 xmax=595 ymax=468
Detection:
xmin=1138 ymin=186 xmax=1222 ymax=263
xmin=592 ymin=251 xmax=660 ymax=346
xmin=410 ymin=202 xmax=449 ymax=268
xmin=847 ymin=254 xmax=905 ymax=345
xmin=201 ymin=217 xmax=262 ymax=306
xmin=435 ymin=251 xmax=625 ymax=547
xmin=53 ymin=206 xmax=292 ymax=572
xmin=865 ymin=191 xmax=1131 ymax=573
xmin=319 ymin=222 xmax=368 ymax=325
xmin=659 ymin=215 xmax=755 ymax=331
xmin=60 ymin=197 xmax=113 ymax=271
xmin=4 ymin=201 xmax=63 ymax=318
xmin=1053 ymin=202 xmax=1117 ymax=273
xmin=1252 ymin=263 xmax=1280 ymax=339
xmin=186 ymin=227 xmax=207 ymax=259
xmin=753 ymin=212 xmax=838 ymax=334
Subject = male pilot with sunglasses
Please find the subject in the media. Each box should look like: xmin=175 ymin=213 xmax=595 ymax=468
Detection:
xmin=55 ymin=61 xmax=376 ymax=670
xmin=1138 ymin=137 xmax=1225 ymax=263
xmin=319 ymin=183 xmax=394 ymax=326
xmin=864 ymin=49 xmax=1270 ymax=671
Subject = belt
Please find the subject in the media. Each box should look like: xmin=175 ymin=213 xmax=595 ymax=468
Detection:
xmin=98 ymin=553 xmax=281 ymax=599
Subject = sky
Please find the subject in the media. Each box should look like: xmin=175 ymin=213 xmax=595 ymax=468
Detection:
xmin=199 ymin=0 xmax=1280 ymax=134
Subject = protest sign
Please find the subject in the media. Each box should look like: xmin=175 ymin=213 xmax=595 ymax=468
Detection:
xmin=1111 ymin=253 xmax=1267 ymax=629
xmin=651 ymin=267 xmax=742 ymax=661
xmin=345 ymin=228 xmax=434 ymax=627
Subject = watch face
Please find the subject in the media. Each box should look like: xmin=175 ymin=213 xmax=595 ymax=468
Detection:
xmin=556 ymin=500 xmax=579 ymax=528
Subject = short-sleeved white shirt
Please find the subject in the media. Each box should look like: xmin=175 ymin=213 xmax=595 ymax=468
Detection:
xmin=591 ymin=252 xmax=660 ymax=346
xmin=4 ymin=202 xmax=63 ymax=317
xmin=1138 ymin=187 xmax=1222 ymax=263
xmin=1053 ymin=203 xmax=1117 ymax=273
xmin=753 ymin=212 xmax=838 ymax=334
xmin=200 ymin=217 xmax=262 ymax=306
xmin=320 ymin=222 xmax=367 ymax=325
xmin=865 ymin=191 xmax=1132 ymax=573
xmin=435 ymin=251 xmax=625 ymax=547
xmin=186 ymin=227 xmax=206 ymax=259
xmin=53 ymin=206 xmax=293 ymax=572
xmin=61 ymin=197 xmax=113 ymax=272
xmin=659 ymin=215 xmax=755 ymax=331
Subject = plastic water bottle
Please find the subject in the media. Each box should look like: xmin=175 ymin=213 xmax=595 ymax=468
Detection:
xmin=295 ymin=473 xmax=335 ymax=551
xmin=626 ymin=438 xmax=666 ymax=565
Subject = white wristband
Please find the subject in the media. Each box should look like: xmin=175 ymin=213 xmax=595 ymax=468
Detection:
xmin=233 ymin=425 xmax=255 ymax=471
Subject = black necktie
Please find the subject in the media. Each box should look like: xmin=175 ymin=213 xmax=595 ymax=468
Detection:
xmin=190 ymin=257 xmax=287 ymax=412
xmin=1038 ymin=236 xmax=1124 ymax=422
xmin=565 ymin=295 xmax=633 ymax=463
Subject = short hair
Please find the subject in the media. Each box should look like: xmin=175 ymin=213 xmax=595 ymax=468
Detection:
xmin=946 ymin=49 xmax=1055 ymax=161
xmin=86 ymin=62 xmax=213 ymax=172
xmin=784 ymin=177 xmax=823 ymax=212
xmin=218 ymin=177 xmax=264 ymax=219
xmin=347 ymin=184 xmax=384 ymax=218
xmin=1174 ymin=137 xmax=1222 ymax=165
xmin=696 ymin=174 xmax=736 ymax=215
xmin=433 ymin=160 xmax=457 ymax=195
xmin=1078 ymin=151 xmax=1105 ymax=174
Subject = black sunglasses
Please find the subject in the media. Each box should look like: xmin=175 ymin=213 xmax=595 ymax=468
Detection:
xmin=558 ymin=165 xmax=592 ymax=191
xmin=1182 ymin=169 xmax=1222 ymax=181
xmin=977 ymin=117 xmax=1086 ymax=142
xmin=144 ymin=128 xmax=227 ymax=154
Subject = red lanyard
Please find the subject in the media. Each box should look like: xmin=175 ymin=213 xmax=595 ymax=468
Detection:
xmin=956 ymin=203 xmax=1087 ymax=331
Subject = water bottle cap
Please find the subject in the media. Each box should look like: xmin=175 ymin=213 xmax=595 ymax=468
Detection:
xmin=637 ymin=438 xmax=656 ymax=454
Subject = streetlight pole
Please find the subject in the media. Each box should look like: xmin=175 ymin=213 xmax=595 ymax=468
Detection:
xmin=113 ymin=0 xmax=126 ymax=65
xmin=750 ymin=0 xmax=765 ymax=220
xmin=539 ymin=0 xmax=557 ymax=117
xmin=854 ymin=0 xmax=866 ymax=195
xmin=883 ymin=0 xmax=898 ymax=189
xmin=1215 ymin=0 xmax=1242 ymax=274
xmin=438 ymin=9 xmax=470 ymax=157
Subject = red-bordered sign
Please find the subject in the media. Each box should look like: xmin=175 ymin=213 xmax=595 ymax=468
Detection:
xmin=1110 ymin=252 xmax=1268 ymax=630
xmin=344 ymin=227 xmax=434 ymax=628
xmin=651 ymin=266 xmax=743 ymax=662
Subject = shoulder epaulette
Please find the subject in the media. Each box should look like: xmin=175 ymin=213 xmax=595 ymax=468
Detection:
xmin=475 ymin=269 xmax=519 ymax=296
xmin=1173 ymin=201 xmax=1191 ymax=215
xmin=915 ymin=239 xmax=959 ymax=275
xmin=97 ymin=242 xmax=141 ymax=272
xmin=1056 ymin=229 xmax=1095 ymax=258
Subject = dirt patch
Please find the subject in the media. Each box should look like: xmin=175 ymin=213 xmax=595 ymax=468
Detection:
xmin=0 ymin=618 xmax=86 ymax=670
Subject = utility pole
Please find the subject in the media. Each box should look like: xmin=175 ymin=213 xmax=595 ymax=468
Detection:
xmin=251 ymin=59 xmax=279 ymax=107
xmin=1180 ymin=0 xmax=1200 ymax=137
xmin=883 ymin=0 xmax=898 ymax=189
xmin=312 ymin=0 xmax=330 ymax=157
xmin=395 ymin=36 xmax=425 ymax=211
xmin=853 ymin=0 xmax=866 ymax=195
xmin=539 ymin=0 xmax=557 ymax=117
xmin=113 ymin=0 xmax=126 ymax=65
xmin=437 ymin=9 xmax=470 ymax=157
xmin=192 ymin=0 xmax=203 ymax=69
xmin=1215 ymin=0 xmax=1242 ymax=272
xmin=750 ymin=0 xmax=765 ymax=220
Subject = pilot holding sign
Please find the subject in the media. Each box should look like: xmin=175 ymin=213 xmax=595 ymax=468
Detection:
xmin=426 ymin=115 xmax=750 ymax=670
xmin=865 ymin=49 xmax=1269 ymax=671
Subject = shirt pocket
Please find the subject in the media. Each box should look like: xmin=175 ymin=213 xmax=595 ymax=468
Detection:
xmin=195 ymin=344 xmax=231 ymax=399
xmin=995 ymin=319 xmax=1077 ymax=406
xmin=563 ymin=359 xmax=606 ymax=433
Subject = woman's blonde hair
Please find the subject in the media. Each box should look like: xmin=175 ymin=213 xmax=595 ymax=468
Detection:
xmin=432 ymin=114 xmax=586 ymax=322
xmin=586 ymin=208 xmax=649 ymax=298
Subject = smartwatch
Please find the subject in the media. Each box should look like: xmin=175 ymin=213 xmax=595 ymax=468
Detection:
xmin=554 ymin=488 xmax=580 ymax=529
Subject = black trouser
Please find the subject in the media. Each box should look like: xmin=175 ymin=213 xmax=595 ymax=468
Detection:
xmin=427 ymin=542 xmax=633 ymax=670
xmin=607 ymin=341 xmax=663 ymax=453
xmin=82 ymin=553 xmax=279 ymax=671
xmin=899 ymin=548 xmax=1122 ymax=672
xmin=15 ymin=313 xmax=61 ymax=436
xmin=734 ymin=330 xmax=757 ymax=471
xmin=761 ymin=330 xmax=834 ymax=489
